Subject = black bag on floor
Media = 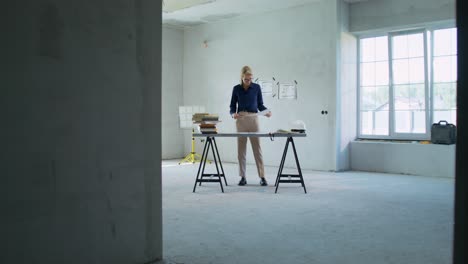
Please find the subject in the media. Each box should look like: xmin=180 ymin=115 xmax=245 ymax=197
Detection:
xmin=431 ymin=120 xmax=456 ymax=145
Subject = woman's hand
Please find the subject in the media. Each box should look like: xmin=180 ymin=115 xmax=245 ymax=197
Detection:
xmin=265 ymin=111 xmax=272 ymax=118
xmin=232 ymin=113 xmax=240 ymax=119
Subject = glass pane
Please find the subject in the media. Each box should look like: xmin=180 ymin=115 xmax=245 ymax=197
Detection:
xmin=450 ymin=82 xmax=457 ymax=109
xmin=408 ymin=57 xmax=425 ymax=84
xmin=394 ymin=84 xmax=410 ymax=110
xmin=434 ymin=29 xmax=452 ymax=56
xmin=375 ymin=61 xmax=389 ymax=85
xmin=433 ymin=110 xmax=456 ymax=126
xmin=433 ymin=82 xmax=454 ymax=109
xmin=413 ymin=110 xmax=426 ymax=133
xmin=361 ymin=111 xmax=373 ymax=135
xmin=360 ymin=38 xmax=375 ymax=62
xmin=395 ymin=110 xmax=411 ymax=133
xmin=393 ymin=35 xmax=408 ymax=59
xmin=360 ymin=110 xmax=389 ymax=135
xmin=375 ymin=111 xmax=389 ymax=135
xmin=409 ymin=84 xmax=425 ymax=110
xmin=450 ymin=28 xmax=457 ymax=54
xmin=408 ymin=33 xmax=424 ymax=57
xmin=375 ymin=36 xmax=388 ymax=61
xmin=433 ymin=56 xmax=452 ymax=82
xmin=361 ymin=86 xmax=376 ymax=110
xmin=376 ymin=86 xmax=389 ymax=110
xmin=452 ymin=110 xmax=457 ymax=126
xmin=393 ymin=59 xmax=409 ymax=84
xmin=451 ymin=55 xmax=457 ymax=81
xmin=433 ymin=82 xmax=456 ymax=127
xmin=427 ymin=30 xmax=432 ymax=60
xmin=361 ymin=62 xmax=375 ymax=86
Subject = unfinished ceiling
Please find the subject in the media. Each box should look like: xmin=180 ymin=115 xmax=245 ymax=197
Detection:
xmin=162 ymin=0 xmax=370 ymax=27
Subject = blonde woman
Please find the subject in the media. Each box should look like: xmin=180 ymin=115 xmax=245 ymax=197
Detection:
xmin=229 ymin=66 xmax=272 ymax=186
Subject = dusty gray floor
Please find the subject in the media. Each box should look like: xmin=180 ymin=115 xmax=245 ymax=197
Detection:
xmin=160 ymin=160 xmax=454 ymax=264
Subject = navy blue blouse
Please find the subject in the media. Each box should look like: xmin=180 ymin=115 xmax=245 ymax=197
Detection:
xmin=229 ymin=83 xmax=267 ymax=115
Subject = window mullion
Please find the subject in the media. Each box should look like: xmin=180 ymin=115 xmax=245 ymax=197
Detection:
xmin=388 ymin=34 xmax=395 ymax=137
xmin=424 ymin=30 xmax=431 ymax=139
xmin=429 ymin=29 xmax=434 ymax=127
xmin=357 ymin=40 xmax=362 ymax=137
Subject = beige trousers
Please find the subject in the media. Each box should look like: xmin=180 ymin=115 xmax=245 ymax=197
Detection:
xmin=236 ymin=112 xmax=265 ymax=178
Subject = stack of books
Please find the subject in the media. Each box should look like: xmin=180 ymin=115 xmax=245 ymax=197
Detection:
xmin=192 ymin=113 xmax=220 ymax=134
xmin=192 ymin=113 xmax=210 ymax=123
xmin=201 ymin=114 xmax=219 ymax=122
xmin=199 ymin=123 xmax=217 ymax=134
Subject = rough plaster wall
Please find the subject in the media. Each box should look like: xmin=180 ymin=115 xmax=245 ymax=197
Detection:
xmin=336 ymin=0 xmax=358 ymax=171
xmin=1 ymin=0 xmax=162 ymax=263
xmin=337 ymin=31 xmax=357 ymax=171
xmin=162 ymin=26 xmax=184 ymax=159
xmin=183 ymin=0 xmax=339 ymax=171
xmin=350 ymin=142 xmax=456 ymax=177
xmin=349 ymin=0 xmax=455 ymax=33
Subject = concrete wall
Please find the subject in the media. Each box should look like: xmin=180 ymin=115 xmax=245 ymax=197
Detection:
xmin=350 ymin=141 xmax=456 ymax=178
xmin=162 ymin=26 xmax=185 ymax=159
xmin=182 ymin=0 xmax=341 ymax=171
xmin=349 ymin=0 xmax=456 ymax=33
xmin=2 ymin=1 xmax=162 ymax=263
xmin=336 ymin=0 xmax=358 ymax=171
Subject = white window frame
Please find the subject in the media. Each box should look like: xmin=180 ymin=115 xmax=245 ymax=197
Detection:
xmin=388 ymin=29 xmax=429 ymax=140
xmin=357 ymin=23 xmax=456 ymax=140
xmin=429 ymin=25 xmax=458 ymax=127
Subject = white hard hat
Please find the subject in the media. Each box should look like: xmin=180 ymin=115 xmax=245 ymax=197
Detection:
xmin=290 ymin=120 xmax=306 ymax=133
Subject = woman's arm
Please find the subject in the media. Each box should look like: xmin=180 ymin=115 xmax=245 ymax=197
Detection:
xmin=230 ymin=87 xmax=238 ymax=117
xmin=257 ymin=86 xmax=267 ymax=112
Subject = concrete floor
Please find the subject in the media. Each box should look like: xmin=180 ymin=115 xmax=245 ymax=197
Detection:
xmin=160 ymin=160 xmax=454 ymax=264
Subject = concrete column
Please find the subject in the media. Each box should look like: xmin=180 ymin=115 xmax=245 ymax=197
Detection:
xmin=1 ymin=1 xmax=162 ymax=263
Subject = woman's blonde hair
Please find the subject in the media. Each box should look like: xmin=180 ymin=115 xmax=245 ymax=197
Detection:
xmin=240 ymin=65 xmax=252 ymax=84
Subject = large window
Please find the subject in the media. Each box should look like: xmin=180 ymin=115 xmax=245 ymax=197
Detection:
xmin=433 ymin=28 xmax=457 ymax=125
xmin=360 ymin=36 xmax=389 ymax=135
xmin=358 ymin=27 xmax=457 ymax=139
